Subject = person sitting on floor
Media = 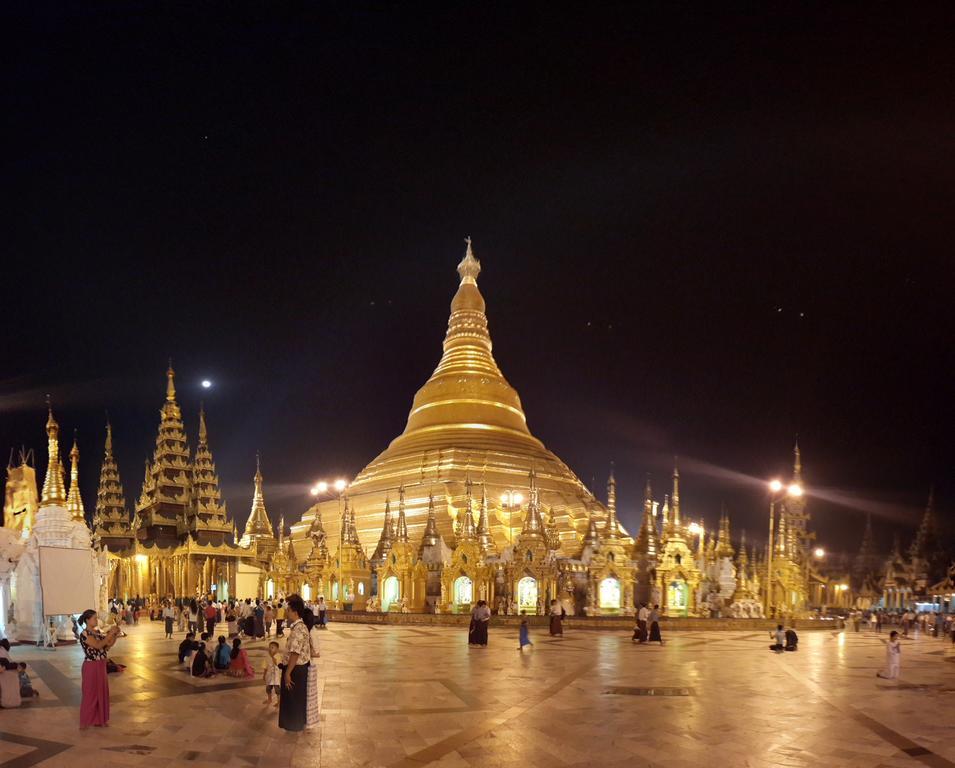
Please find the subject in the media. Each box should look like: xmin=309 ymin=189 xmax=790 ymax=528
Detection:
xmin=769 ymin=625 xmax=785 ymax=653
xmin=17 ymin=663 xmax=39 ymax=698
xmin=784 ymin=628 xmax=799 ymax=651
xmin=191 ymin=642 xmax=215 ymax=678
xmin=178 ymin=632 xmax=199 ymax=669
xmin=214 ymin=635 xmax=231 ymax=670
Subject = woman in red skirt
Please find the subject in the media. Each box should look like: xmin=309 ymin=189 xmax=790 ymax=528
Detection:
xmin=78 ymin=609 xmax=119 ymax=729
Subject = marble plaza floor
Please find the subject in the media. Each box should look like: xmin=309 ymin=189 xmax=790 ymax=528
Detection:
xmin=2 ymin=621 xmax=955 ymax=768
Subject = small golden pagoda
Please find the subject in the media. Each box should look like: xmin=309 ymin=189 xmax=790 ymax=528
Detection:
xmin=440 ymin=478 xmax=493 ymax=612
xmin=505 ymin=469 xmax=559 ymax=615
xmin=375 ymin=487 xmax=427 ymax=611
xmin=266 ymin=517 xmax=302 ymax=598
xmin=239 ymin=453 xmax=277 ymax=564
xmin=655 ymin=464 xmax=702 ymax=616
xmin=330 ymin=497 xmax=371 ymax=610
xmin=303 ymin=508 xmax=330 ymax=601
xmin=292 ymin=240 xmax=619 ymax=561
xmin=584 ymin=469 xmax=635 ymax=615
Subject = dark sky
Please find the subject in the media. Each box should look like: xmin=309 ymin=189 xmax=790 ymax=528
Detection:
xmin=4 ymin=4 xmax=954 ymax=559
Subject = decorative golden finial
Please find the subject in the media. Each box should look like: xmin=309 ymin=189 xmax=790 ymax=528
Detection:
xmin=793 ymin=438 xmax=802 ymax=481
xmin=198 ymin=402 xmax=208 ymax=444
xmin=166 ymin=360 xmax=176 ymax=402
xmin=40 ymin=397 xmax=67 ymax=505
xmin=456 ymin=236 xmax=481 ymax=286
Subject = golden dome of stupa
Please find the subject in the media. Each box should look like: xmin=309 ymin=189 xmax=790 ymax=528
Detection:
xmin=291 ymin=240 xmax=618 ymax=559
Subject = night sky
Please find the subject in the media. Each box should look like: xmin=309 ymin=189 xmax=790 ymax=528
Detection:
xmin=5 ymin=5 xmax=954 ymax=559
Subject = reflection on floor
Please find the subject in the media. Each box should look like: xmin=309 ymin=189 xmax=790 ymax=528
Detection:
xmin=1 ymin=620 xmax=955 ymax=767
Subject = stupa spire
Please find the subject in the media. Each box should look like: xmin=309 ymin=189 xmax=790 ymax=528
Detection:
xmin=242 ymin=452 xmax=275 ymax=542
xmin=457 ymin=475 xmax=477 ymax=540
xmin=40 ymin=398 xmax=67 ymax=505
xmin=632 ymin=475 xmax=657 ymax=557
xmin=671 ymin=458 xmax=681 ymax=529
xmin=372 ymin=494 xmax=395 ymax=563
xmin=792 ymin=439 xmax=802 ymax=484
xmin=604 ymin=464 xmax=620 ymax=539
xmin=520 ymin=467 xmax=545 ymax=537
xmin=66 ymin=431 xmax=86 ymax=522
xmin=419 ymin=490 xmax=441 ymax=551
xmin=393 ymin=239 xmax=534 ymax=445
xmin=166 ymin=359 xmax=176 ymax=402
xmin=476 ymin=484 xmax=495 ymax=553
xmin=396 ymin=486 xmax=409 ymax=542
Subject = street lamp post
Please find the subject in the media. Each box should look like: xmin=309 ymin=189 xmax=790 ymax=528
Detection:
xmin=310 ymin=478 xmax=349 ymax=608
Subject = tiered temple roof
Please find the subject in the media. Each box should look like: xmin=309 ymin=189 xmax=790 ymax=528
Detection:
xmin=135 ymin=364 xmax=192 ymax=544
xmin=183 ymin=405 xmax=231 ymax=544
xmin=92 ymin=422 xmax=133 ymax=551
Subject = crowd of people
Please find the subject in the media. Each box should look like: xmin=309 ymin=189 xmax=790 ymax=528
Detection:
xmin=56 ymin=593 xmax=329 ymax=731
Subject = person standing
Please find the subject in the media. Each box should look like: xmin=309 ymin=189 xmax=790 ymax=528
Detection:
xmin=316 ymin=597 xmax=327 ymax=629
xmin=275 ymin=599 xmax=286 ymax=636
xmin=469 ymin=600 xmax=491 ymax=646
xmin=279 ymin=595 xmax=310 ymax=732
xmin=78 ymin=609 xmax=119 ymax=729
xmin=633 ymin=603 xmax=649 ymax=643
xmin=253 ymin=600 xmax=265 ymax=640
xmin=305 ymin=608 xmax=321 ymax=729
xmin=877 ymin=631 xmax=902 ymax=679
xmin=648 ymin=604 xmax=664 ymax=645
xmin=264 ymin=603 xmax=274 ymax=637
xmin=162 ymin=601 xmax=175 ymax=639
xmin=548 ymin=599 xmax=564 ymax=637
xmin=203 ymin=601 xmax=216 ymax=635
xmin=875 ymin=611 xmax=883 ymax=633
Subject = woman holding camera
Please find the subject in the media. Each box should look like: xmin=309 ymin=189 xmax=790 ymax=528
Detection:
xmin=78 ymin=609 xmax=119 ymax=729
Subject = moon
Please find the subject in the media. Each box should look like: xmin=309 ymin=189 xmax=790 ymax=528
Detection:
xmin=201 ymin=380 xmax=212 ymax=389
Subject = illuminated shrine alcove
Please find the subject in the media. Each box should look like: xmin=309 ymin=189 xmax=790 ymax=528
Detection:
xmin=668 ymin=579 xmax=688 ymax=616
xmin=518 ymin=576 xmax=538 ymax=614
xmin=382 ymin=575 xmax=400 ymax=610
xmin=454 ymin=575 xmax=473 ymax=608
xmin=599 ymin=577 xmax=621 ymax=610
xmin=302 ymin=583 xmax=312 ymax=601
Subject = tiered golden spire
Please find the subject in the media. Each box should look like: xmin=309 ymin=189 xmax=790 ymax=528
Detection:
xmin=476 ymin=485 xmax=496 ymax=554
xmin=395 ymin=486 xmax=409 ymax=543
xmin=136 ymin=364 xmax=191 ymax=527
xmin=519 ymin=467 xmax=545 ymax=538
xmin=671 ymin=459 xmax=681 ymax=530
xmin=242 ymin=452 xmax=275 ymax=541
xmin=604 ymin=464 xmax=620 ymax=539
xmin=384 ymin=238 xmax=537 ymax=452
xmin=94 ymin=421 xmax=131 ymax=547
xmin=715 ymin=504 xmax=734 ymax=559
xmin=632 ymin=475 xmax=657 ymax=557
xmin=419 ymin=491 xmax=441 ymax=552
xmin=40 ymin=400 xmax=67 ymax=505
xmin=456 ymin=477 xmax=477 ymax=541
xmin=372 ymin=494 xmax=395 ymax=563
xmin=187 ymin=404 xmax=230 ymax=539
xmin=66 ymin=431 xmax=86 ymax=523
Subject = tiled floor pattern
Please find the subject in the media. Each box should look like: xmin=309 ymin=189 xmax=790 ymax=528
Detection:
xmin=1 ymin=621 xmax=954 ymax=767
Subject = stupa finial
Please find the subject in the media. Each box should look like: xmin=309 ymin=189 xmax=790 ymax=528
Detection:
xmin=457 ymin=236 xmax=481 ymax=285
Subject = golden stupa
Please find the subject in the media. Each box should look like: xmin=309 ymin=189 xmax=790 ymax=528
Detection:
xmin=290 ymin=240 xmax=620 ymax=559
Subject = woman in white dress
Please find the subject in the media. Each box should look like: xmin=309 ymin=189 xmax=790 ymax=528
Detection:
xmin=305 ymin=608 xmax=321 ymax=728
xmin=877 ymin=630 xmax=901 ymax=679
